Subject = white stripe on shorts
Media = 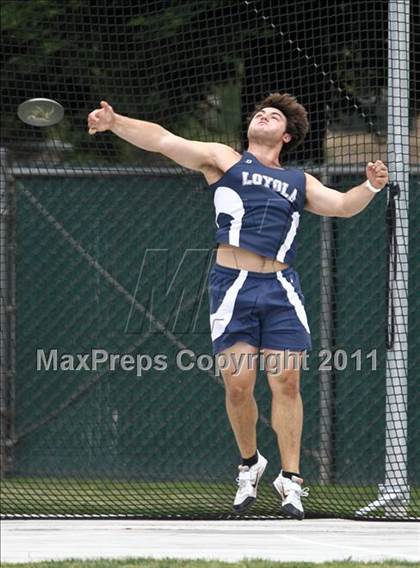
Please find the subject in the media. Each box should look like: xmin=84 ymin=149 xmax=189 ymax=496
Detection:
xmin=276 ymin=271 xmax=310 ymax=334
xmin=210 ymin=269 xmax=248 ymax=342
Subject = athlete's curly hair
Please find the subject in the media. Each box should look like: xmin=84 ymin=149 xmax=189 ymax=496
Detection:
xmin=248 ymin=92 xmax=309 ymax=154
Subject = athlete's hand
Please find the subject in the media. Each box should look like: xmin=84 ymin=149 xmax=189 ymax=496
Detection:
xmin=366 ymin=160 xmax=389 ymax=190
xmin=87 ymin=101 xmax=116 ymax=135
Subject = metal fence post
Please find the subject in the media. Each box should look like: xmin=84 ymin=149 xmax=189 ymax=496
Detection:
xmin=0 ymin=147 xmax=16 ymax=476
xmin=383 ymin=0 xmax=410 ymax=517
xmin=356 ymin=0 xmax=410 ymax=517
xmin=318 ymin=167 xmax=335 ymax=484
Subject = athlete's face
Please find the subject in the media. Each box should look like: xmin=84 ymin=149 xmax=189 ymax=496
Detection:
xmin=248 ymin=107 xmax=292 ymax=146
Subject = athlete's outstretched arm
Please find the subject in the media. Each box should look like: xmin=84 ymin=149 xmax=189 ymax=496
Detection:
xmin=304 ymin=161 xmax=389 ymax=217
xmin=87 ymin=101 xmax=235 ymax=172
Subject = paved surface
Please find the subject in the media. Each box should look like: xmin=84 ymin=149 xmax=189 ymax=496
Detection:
xmin=1 ymin=519 xmax=419 ymax=563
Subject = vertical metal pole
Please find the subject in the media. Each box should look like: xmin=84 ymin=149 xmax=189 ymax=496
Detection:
xmin=0 ymin=148 xmax=10 ymax=476
xmin=318 ymin=167 xmax=334 ymax=484
xmin=8 ymin=164 xmax=17 ymax=474
xmin=383 ymin=0 xmax=410 ymax=516
xmin=356 ymin=0 xmax=410 ymax=519
xmin=0 ymin=148 xmax=16 ymax=476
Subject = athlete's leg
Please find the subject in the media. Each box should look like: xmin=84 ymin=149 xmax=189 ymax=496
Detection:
xmin=258 ymin=268 xmax=310 ymax=518
xmin=264 ymin=349 xmax=307 ymax=519
xmin=264 ymin=350 xmax=303 ymax=473
xmin=219 ymin=341 xmax=259 ymax=458
xmin=208 ymin=263 xmax=269 ymax=512
xmin=220 ymin=340 xmax=268 ymax=513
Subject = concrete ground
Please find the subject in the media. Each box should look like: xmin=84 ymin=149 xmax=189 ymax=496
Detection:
xmin=1 ymin=519 xmax=419 ymax=564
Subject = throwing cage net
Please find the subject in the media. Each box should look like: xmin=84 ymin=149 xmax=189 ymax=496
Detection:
xmin=1 ymin=0 xmax=419 ymax=520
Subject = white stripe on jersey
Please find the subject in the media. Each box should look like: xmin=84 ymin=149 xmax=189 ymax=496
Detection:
xmin=210 ymin=269 xmax=248 ymax=341
xmin=276 ymin=211 xmax=300 ymax=263
xmin=214 ymin=186 xmax=245 ymax=247
xmin=276 ymin=271 xmax=310 ymax=334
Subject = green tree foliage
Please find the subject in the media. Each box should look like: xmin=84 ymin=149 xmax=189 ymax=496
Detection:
xmin=1 ymin=0 xmax=418 ymax=164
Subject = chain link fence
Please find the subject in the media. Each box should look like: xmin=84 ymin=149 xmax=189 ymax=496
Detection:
xmin=1 ymin=0 xmax=419 ymax=519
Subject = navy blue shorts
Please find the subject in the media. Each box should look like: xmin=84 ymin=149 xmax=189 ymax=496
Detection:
xmin=208 ymin=264 xmax=311 ymax=355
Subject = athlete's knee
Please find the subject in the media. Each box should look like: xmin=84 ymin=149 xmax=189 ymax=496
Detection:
xmin=225 ymin=381 xmax=254 ymax=407
xmin=269 ymin=368 xmax=301 ymax=399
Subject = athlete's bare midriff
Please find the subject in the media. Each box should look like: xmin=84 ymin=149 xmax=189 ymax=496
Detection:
xmin=216 ymin=243 xmax=289 ymax=273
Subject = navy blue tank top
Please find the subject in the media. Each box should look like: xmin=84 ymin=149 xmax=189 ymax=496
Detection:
xmin=208 ymin=151 xmax=306 ymax=265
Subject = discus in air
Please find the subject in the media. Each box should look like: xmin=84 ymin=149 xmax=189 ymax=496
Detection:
xmin=17 ymin=98 xmax=64 ymax=127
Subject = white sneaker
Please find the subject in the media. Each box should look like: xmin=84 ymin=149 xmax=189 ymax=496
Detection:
xmin=233 ymin=451 xmax=268 ymax=514
xmin=273 ymin=471 xmax=309 ymax=520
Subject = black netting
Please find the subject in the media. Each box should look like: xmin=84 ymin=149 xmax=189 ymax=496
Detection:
xmin=0 ymin=0 xmax=419 ymax=520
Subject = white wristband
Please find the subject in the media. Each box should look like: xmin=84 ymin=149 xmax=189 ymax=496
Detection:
xmin=365 ymin=179 xmax=382 ymax=193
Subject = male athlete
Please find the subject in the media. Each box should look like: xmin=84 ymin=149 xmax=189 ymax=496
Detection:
xmin=88 ymin=94 xmax=389 ymax=519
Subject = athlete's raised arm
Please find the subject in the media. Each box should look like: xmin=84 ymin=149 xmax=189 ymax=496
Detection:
xmin=87 ymin=101 xmax=237 ymax=174
xmin=304 ymin=160 xmax=389 ymax=217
